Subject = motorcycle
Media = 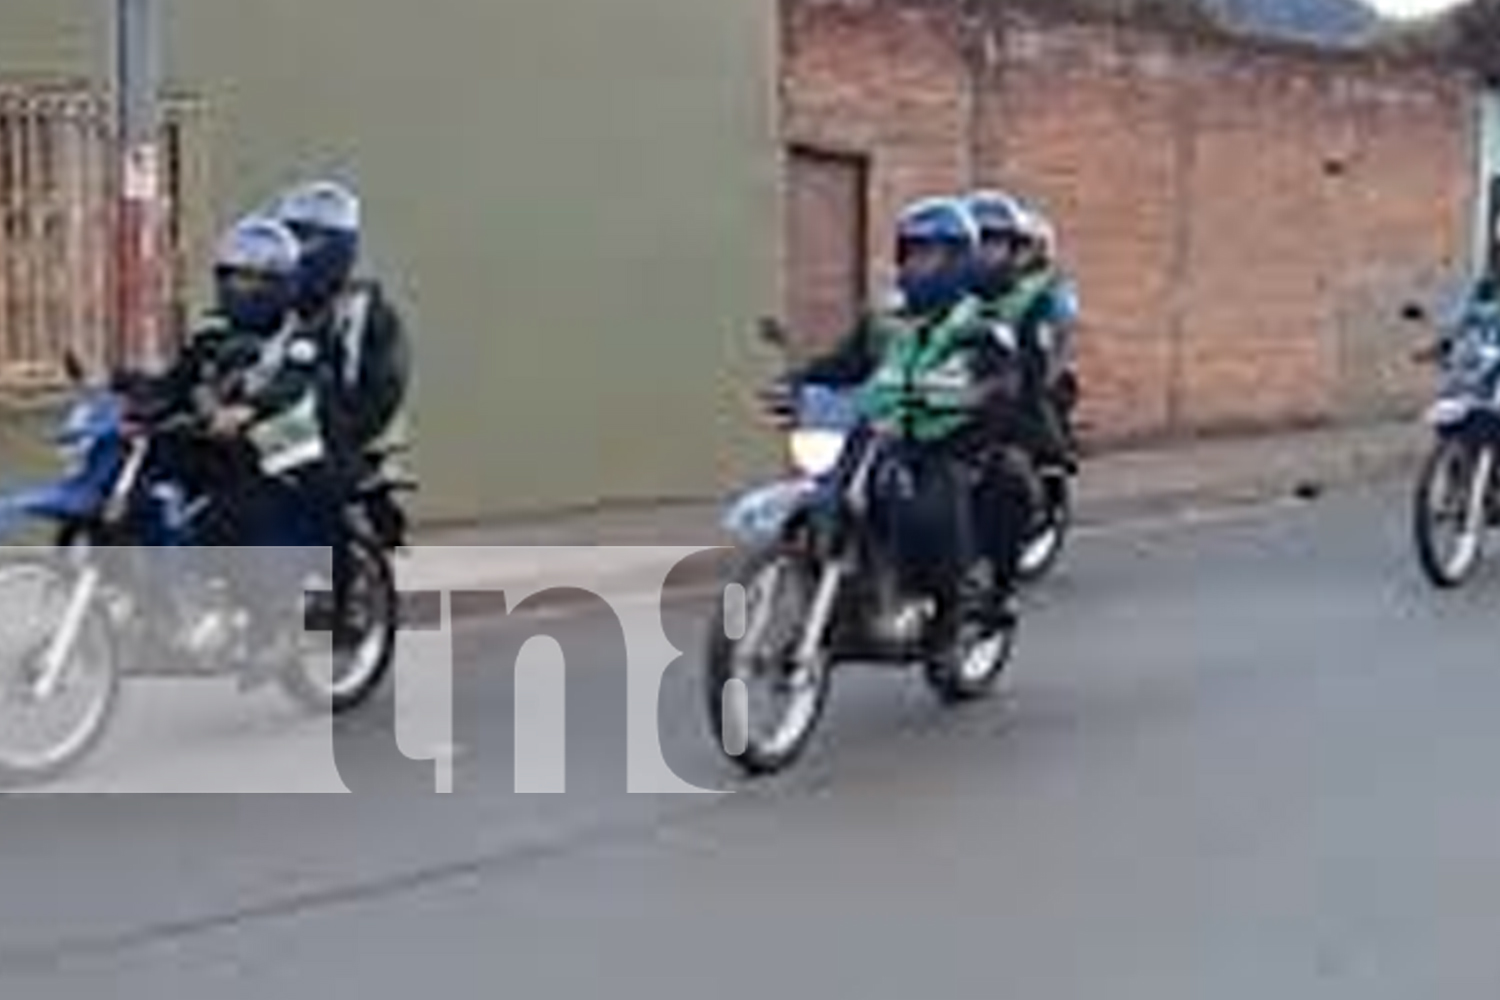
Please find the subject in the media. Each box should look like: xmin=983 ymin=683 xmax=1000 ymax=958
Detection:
xmin=1406 ymin=299 xmax=1500 ymax=588
xmin=704 ymin=321 xmax=1018 ymax=776
xmin=0 ymin=351 xmax=410 ymax=787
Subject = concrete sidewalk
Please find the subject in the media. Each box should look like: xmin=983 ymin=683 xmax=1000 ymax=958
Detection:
xmin=396 ymin=418 xmax=1428 ymax=614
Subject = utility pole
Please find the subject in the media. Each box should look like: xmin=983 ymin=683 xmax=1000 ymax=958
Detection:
xmin=112 ymin=0 xmax=165 ymax=370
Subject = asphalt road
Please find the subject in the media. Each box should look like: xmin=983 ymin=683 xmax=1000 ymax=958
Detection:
xmin=5 ymin=481 xmax=1500 ymax=998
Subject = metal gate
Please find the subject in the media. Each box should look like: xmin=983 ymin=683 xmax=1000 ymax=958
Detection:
xmin=0 ymin=81 xmax=192 ymax=393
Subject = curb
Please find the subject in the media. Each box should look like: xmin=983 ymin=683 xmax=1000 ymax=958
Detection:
xmin=1072 ymin=436 xmax=1426 ymax=527
xmin=397 ymin=550 xmax=732 ymax=628
xmin=399 ymin=430 xmax=1427 ymax=627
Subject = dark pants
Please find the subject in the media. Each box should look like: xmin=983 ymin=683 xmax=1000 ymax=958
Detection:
xmin=869 ymin=435 xmax=1030 ymax=605
xmin=206 ymin=452 xmax=346 ymax=648
xmin=969 ymin=444 xmax=1032 ymax=587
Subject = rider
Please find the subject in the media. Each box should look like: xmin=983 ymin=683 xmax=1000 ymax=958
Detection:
xmin=965 ymin=190 xmax=1079 ymax=469
xmin=148 ymin=214 xmax=328 ymax=674
xmin=768 ymin=196 xmax=1032 ymax=628
xmin=148 ymin=215 xmax=308 ymax=532
xmin=268 ymin=179 xmax=412 ymax=552
xmin=1419 ymin=218 xmax=1500 ymax=363
xmin=1012 ymin=201 xmax=1081 ymax=462
xmin=269 ymin=181 xmax=411 ymax=474
xmin=1457 ymin=219 xmax=1500 ymax=337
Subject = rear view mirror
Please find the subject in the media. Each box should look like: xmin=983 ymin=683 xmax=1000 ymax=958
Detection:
xmin=61 ymin=349 xmax=85 ymax=385
xmin=757 ymin=316 xmax=789 ymax=348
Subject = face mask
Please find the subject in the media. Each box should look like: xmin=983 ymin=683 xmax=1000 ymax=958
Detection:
xmin=216 ymin=270 xmax=292 ymax=335
xmin=896 ymin=240 xmax=970 ymax=316
xmin=898 ymin=268 xmax=968 ymax=316
xmin=290 ymin=225 xmax=358 ymax=312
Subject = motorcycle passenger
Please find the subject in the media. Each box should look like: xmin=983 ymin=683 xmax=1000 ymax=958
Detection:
xmin=269 ymin=181 xmax=411 ymax=498
xmin=770 ymin=196 xmax=1033 ymax=630
xmin=1014 ymin=202 xmax=1081 ymax=462
xmin=965 ymin=190 xmax=1078 ymax=472
xmin=267 ymin=179 xmax=414 ymax=644
xmin=1455 ymin=219 xmax=1500 ymax=344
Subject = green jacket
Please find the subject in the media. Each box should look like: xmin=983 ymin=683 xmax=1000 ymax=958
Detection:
xmin=854 ymin=296 xmax=1016 ymax=444
xmin=976 ymin=268 xmax=1073 ymax=393
xmin=977 ymin=270 xmax=1054 ymax=327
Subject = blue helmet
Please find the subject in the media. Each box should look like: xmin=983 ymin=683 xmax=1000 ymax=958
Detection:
xmin=894 ymin=196 xmax=979 ymax=316
xmin=965 ymin=189 xmax=1028 ymax=297
xmin=271 ymin=179 xmax=361 ymax=314
xmin=212 ymin=215 xmax=300 ymax=334
xmin=965 ymin=189 xmax=1026 ymax=241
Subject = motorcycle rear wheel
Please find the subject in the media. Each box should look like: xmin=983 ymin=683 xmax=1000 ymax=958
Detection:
xmin=280 ymin=531 xmax=398 ymax=715
xmin=925 ymin=613 xmax=1014 ymax=705
xmin=1017 ymin=470 xmax=1072 ymax=584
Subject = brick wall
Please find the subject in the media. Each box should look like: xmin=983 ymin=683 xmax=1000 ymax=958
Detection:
xmin=782 ymin=0 xmax=1477 ymax=443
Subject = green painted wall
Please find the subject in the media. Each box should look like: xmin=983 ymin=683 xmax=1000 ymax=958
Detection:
xmin=0 ymin=0 xmax=783 ymax=525
xmin=163 ymin=0 xmax=782 ymax=523
xmin=0 ymin=0 xmax=100 ymax=81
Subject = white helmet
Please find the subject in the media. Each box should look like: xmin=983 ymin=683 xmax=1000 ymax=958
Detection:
xmin=1017 ymin=203 xmax=1058 ymax=264
xmin=214 ymin=215 xmax=300 ymax=275
xmin=272 ymin=179 xmax=361 ymax=235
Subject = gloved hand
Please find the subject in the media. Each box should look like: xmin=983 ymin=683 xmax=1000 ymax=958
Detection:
xmin=208 ymin=404 xmax=256 ymax=438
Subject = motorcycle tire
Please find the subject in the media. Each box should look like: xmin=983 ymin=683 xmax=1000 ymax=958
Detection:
xmin=280 ymin=531 xmax=398 ymax=715
xmin=0 ymin=553 xmax=120 ymax=789
xmin=1414 ymin=437 xmax=1492 ymax=589
xmin=705 ymin=542 xmax=831 ymax=777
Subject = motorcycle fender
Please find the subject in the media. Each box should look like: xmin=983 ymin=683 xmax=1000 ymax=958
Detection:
xmin=0 ymin=482 xmax=94 ymax=540
xmin=723 ymin=479 xmax=819 ymax=548
xmin=1427 ymin=398 xmax=1471 ymax=429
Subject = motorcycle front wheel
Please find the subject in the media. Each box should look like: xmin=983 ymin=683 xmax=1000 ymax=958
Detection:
xmin=705 ymin=542 xmax=831 ymax=777
xmin=0 ymin=554 xmax=119 ymax=788
xmin=1414 ymin=437 xmax=1493 ymax=589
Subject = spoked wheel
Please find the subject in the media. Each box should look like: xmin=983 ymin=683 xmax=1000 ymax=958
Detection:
xmin=1017 ymin=470 xmax=1071 ymax=584
xmin=0 ymin=556 xmax=118 ymax=788
xmin=924 ymin=559 xmax=1016 ymax=704
xmin=706 ymin=544 xmax=831 ymax=777
xmin=281 ymin=532 xmax=398 ymax=714
xmin=925 ymin=615 xmax=1015 ymax=705
xmin=1414 ymin=438 xmax=1493 ymax=589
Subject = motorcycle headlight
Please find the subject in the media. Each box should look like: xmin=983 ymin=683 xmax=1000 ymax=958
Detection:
xmin=788 ymin=428 xmax=847 ymax=477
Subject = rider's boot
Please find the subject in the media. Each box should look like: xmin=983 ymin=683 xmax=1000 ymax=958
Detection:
xmin=959 ymin=557 xmax=1018 ymax=635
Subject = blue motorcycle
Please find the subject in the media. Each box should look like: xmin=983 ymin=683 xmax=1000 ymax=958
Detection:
xmin=1406 ymin=297 xmax=1500 ymax=589
xmin=705 ymin=322 xmax=1017 ymax=776
xmin=0 ymin=352 xmax=407 ymax=787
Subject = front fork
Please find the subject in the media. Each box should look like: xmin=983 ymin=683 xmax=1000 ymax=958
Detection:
xmin=34 ymin=558 xmax=101 ymax=701
xmin=1461 ymin=444 xmax=1496 ymax=539
xmin=794 ymin=558 xmax=846 ymax=671
xmin=33 ymin=433 xmax=145 ymax=700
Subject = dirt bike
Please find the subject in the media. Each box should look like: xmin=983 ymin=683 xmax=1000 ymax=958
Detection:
xmin=0 ymin=352 xmax=411 ymax=787
xmin=1405 ymin=300 xmax=1500 ymax=588
xmin=704 ymin=321 xmax=1018 ymax=776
